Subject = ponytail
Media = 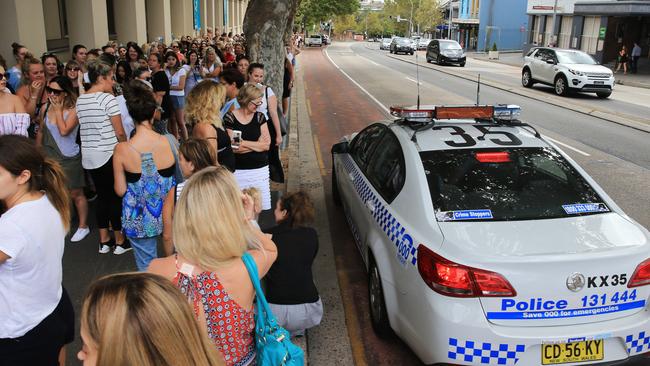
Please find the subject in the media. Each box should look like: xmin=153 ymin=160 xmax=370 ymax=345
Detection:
xmin=0 ymin=135 xmax=71 ymax=231
xmin=42 ymin=157 xmax=71 ymax=231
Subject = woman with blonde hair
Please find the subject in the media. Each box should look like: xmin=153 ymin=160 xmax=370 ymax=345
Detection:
xmin=201 ymin=47 xmax=222 ymax=82
xmin=224 ymin=84 xmax=272 ymax=210
xmin=186 ymin=80 xmax=235 ymax=171
xmin=77 ymin=272 xmax=224 ymax=366
xmin=149 ymin=166 xmax=277 ymax=366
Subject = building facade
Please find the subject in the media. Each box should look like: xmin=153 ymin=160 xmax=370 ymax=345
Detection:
xmin=526 ymin=0 xmax=650 ymax=64
xmin=1 ymin=0 xmax=248 ymax=63
xmin=449 ymin=0 xmax=528 ymax=51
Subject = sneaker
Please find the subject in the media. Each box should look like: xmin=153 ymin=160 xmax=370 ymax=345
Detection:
xmin=70 ymin=227 xmax=90 ymax=242
xmin=113 ymin=240 xmax=133 ymax=255
xmin=84 ymin=188 xmax=98 ymax=202
xmin=99 ymin=239 xmax=113 ymax=254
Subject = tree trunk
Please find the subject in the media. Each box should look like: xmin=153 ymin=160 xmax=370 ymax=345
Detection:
xmin=243 ymin=0 xmax=300 ymax=97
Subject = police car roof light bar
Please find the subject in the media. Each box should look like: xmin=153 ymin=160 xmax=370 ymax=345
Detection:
xmin=435 ymin=105 xmax=494 ymax=120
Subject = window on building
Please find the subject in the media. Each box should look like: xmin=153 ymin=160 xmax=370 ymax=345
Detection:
xmin=580 ymin=16 xmax=599 ymax=54
xmin=559 ymin=16 xmax=572 ymax=49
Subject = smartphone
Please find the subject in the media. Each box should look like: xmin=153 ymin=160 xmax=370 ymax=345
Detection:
xmin=232 ymin=130 xmax=242 ymax=149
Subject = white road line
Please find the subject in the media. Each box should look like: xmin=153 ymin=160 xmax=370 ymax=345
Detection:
xmin=545 ymin=136 xmax=591 ymax=156
xmin=324 ymin=48 xmax=391 ymax=116
xmin=367 ymin=59 xmax=379 ymax=66
xmin=405 ymin=77 xmax=422 ymax=85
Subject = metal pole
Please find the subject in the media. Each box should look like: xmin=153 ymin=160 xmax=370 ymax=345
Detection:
xmin=447 ymin=0 xmax=454 ymax=39
xmin=550 ymin=0 xmax=558 ymax=46
xmin=409 ymin=0 xmax=414 ymax=37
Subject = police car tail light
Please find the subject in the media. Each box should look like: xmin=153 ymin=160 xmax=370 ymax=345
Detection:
xmin=475 ymin=152 xmax=511 ymax=163
xmin=628 ymin=258 xmax=650 ymax=288
xmin=417 ymin=245 xmax=516 ymax=298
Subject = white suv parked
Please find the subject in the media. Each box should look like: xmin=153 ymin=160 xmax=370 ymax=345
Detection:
xmin=522 ymin=47 xmax=615 ymax=98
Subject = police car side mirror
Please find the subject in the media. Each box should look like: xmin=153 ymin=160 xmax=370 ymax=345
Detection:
xmin=331 ymin=141 xmax=349 ymax=154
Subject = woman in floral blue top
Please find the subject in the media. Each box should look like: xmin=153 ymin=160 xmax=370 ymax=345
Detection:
xmin=113 ymin=81 xmax=177 ymax=271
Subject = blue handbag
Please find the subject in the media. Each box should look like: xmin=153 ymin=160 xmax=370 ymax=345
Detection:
xmin=242 ymin=253 xmax=305 ymax=366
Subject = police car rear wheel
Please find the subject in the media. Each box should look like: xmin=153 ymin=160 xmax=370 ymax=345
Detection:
xmin=369 ymin=256 xmax=391 ymax=337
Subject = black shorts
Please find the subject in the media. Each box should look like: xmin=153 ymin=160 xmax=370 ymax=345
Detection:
xmin=0 ymin=287 xmax=75 ymax=366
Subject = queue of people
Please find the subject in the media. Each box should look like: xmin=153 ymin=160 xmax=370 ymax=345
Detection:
xmin=1 ymin=30 xmax=320 ymax=366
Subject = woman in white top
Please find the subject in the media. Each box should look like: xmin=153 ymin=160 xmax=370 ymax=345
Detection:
xmin=36 ymin=76 xmax=90 ymax=242
xmin=76 ymin=59 xmax=129 ymax=255
xmin=0 ymin=65 xmax=30 ymax=136
xmin=247 ymin=63 xmax=282 ymax=147
xmin=164 ymin=51 xmax=188 ymax=141
xmin=0 ymin=135 xmax=75 ymax=366
xmin=201 ymin=47 xmax=222 ymax=82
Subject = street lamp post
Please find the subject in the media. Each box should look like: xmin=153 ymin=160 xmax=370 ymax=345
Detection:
xmin=408 ymin=0 xmax=414 ymax=37
xmin=550 ymin=0 xmax=559 ymax=46
xmin=448 ymin=0 xmax=453 ymax=39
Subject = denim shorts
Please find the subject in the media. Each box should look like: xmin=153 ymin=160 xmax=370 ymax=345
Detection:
xmin=170 ymin=95 xmax=185 ymax=110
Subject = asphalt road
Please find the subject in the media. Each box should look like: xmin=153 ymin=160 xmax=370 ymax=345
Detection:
xmin=302 ymin=42 xmax=650 ymax=365
xmin=326 ymin=42 xmax=650 ymax=230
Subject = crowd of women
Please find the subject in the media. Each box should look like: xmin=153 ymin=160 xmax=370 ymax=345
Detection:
xmin=0 ymin=31 xmax=319 ymax=366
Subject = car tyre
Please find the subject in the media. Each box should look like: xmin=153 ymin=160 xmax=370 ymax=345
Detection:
xmin=426 ymin=57 xmax=432 ymax=63
xmin=436 ymin=56 xmax=442 ymax=65
xmin=369 ymin=254 xmax=392 ymax=338
xmin=522 ymin=68 xmax=535 ymax=88
xmin=410 ymin=52 xmax=414 ymax=55
xmin=332 ymin=166 xmax=341 ymax=206
xmin=554 ymin=75 xmax=569 ymax=96
xmin=596 ymin=91 xmax=612 ymax=98
xmin=460 ymin=62 xmax=466 ymax=67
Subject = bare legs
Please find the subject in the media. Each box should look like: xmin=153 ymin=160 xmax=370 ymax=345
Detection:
xmin=70 ymin=188 xmax=88 ymax=229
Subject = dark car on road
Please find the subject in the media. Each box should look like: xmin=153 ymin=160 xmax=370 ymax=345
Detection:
xmin=426 ymin=39 xmax=466 ymax=66
xmin=390 ymin=38 xmax=415 ymax=55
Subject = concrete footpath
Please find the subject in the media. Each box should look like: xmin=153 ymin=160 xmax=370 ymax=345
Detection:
xmin=381 ymin=48 xmax=650 ymax=133
xmin=283 ymin=61 xmax=355 ymax=365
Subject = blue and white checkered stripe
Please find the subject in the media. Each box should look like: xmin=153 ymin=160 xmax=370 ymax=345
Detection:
xmin=625 ymin=332 xmax=650 ymax=355
xmin=448 ymin=338 xmax=525 ymax=365
xmin=341 ymin=155 xmax=417 ymax=266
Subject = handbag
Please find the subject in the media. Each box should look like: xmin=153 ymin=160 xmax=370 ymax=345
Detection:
xmin=241 ymin=253 xmax=304 ymax=366
xmin=164 ymin=134 xmax=184 ymax=184
xmin=266 ymin=87 xmax=287 ymax=136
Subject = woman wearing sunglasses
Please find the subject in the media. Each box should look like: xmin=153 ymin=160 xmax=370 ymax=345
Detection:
xmin=36 ymin=76 xmax=90 ymax=242
xmin=64 ymin=60 xmax=84 ymax=95
xmin=0 ymin=65 xmax=30 ymax=136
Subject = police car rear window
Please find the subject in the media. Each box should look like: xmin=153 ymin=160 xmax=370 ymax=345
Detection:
xmin=420 ymin=147 xmax=609 ymax=221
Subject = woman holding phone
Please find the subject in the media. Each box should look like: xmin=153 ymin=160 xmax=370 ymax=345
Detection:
xmin=223 ymin=84 xmax=271 ymax=210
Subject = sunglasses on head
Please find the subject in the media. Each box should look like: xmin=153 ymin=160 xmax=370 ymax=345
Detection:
xmin=46 ymin=86 xmax=64 ymax=95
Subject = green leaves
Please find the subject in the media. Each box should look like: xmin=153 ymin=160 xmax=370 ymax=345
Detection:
xmin=297 ymin=0 xmax=359 ymax=27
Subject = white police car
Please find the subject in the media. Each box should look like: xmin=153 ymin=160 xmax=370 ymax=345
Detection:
xmin=331 ymin=105 xmax=650 ymax=365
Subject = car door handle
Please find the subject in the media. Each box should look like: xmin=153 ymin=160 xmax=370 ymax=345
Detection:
xmin=365 ymin=200 xmax=375 ymax=213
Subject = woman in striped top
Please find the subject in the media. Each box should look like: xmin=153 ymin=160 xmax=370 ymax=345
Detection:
xmin=161 ymin=138 xmax=215 ymax=256
xmin=76 ymin=59 xmax=129 ymax=255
